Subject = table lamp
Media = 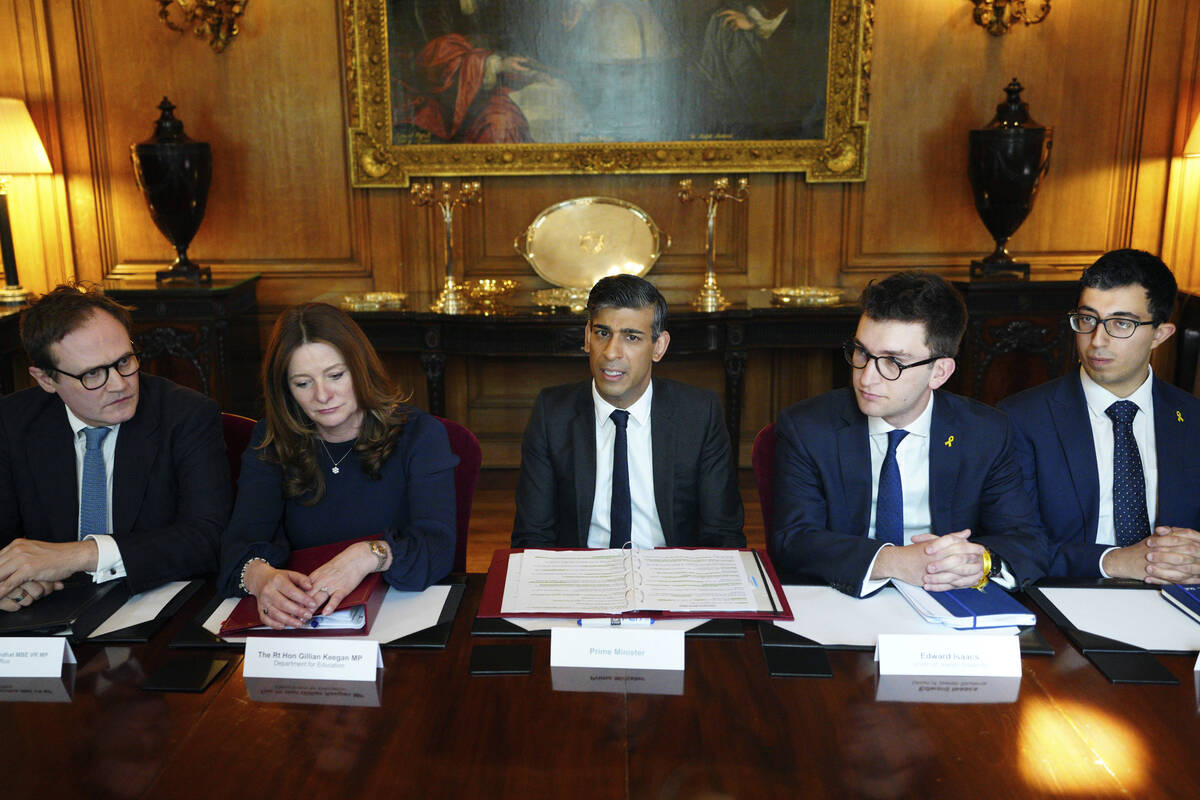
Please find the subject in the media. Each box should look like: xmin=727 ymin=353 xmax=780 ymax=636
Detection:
xmin=0 ymin=98 xmax=52 ymax=304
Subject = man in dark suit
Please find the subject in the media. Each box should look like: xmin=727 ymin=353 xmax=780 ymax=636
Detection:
xmin=0 ymin=285 xmax=230 ymax=611
xmin=773 ymin=272 xmax=1047 ymax=595
xmin=1000 ymin=249 xmax=1200 ymax=580
xmin=512 ymin=274 xmax=744 ymax=549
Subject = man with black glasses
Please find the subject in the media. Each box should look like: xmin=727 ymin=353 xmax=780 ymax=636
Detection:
xmin=0 ymin=285 xmax=230 ymax=612
xmin=773 ymin=271 xmax=1047 ymax=595
xmin=1000 ymin=249 xmax=1200 ymax=581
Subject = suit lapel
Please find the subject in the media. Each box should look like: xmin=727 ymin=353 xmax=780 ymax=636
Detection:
xmin=27 ymin=400 xmax=79 ymax=541
xmin=571 ymin=387 xmax=596 ymax=547
xmin=1051 ymin=374 xmax=1100 ymax=539
xmin=650 ymin=380 xmax=675 ymax=544
xmin=928 ymin=393 xmax=959 ymax=534
xmin=1151 ymin=377 xmax=1185 ymax=524
xmin=835 ymin=393 xmax=872 ymax=535
xmin=112 ymin=396 xmax=156 ymax=534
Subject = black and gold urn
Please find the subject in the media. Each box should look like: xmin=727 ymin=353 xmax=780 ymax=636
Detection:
xmin=968 ymin=79 xmax=1052 ymax=280
xmin=130 ymin=98 xmax=212 ymax=284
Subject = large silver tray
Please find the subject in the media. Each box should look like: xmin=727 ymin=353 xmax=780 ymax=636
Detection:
xmin=514 ymin=196 xmax=668 ymax=289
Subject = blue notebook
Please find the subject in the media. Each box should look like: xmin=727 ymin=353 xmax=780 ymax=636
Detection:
xmin=1161 ymin=585 xmax=1200 ymax=625
xmin=894 ymin=581 xmax=1036 ymax=630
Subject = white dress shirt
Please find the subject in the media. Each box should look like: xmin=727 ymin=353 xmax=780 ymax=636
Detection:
xmin=587 ymin=381 xmax=665 ymax=549
xmin=1080 ymin=365 xmax=1158 ymax=574
xmin=64 ymin=405 xmax=126 ymax=582
xmin=859 ymin=391 xmax=1014 ymax=596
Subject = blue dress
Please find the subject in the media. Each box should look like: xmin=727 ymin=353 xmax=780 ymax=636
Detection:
xmin=218 ymin=409 xmax=458 ymax=596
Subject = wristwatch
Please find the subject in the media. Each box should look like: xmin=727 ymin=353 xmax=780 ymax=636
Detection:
xmin=987 ymin=549 xmax=1003 ymax=579
xmin=368 ymin=540 xmax=390 ymax=573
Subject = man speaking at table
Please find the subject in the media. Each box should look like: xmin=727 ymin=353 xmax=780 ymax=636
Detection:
xmin=512 ymin=274 xmax=745 ymax=549
xmin=772 ymin=271 xmax=1046 ymax=595
xmin=1000 ymin=249 xmax=1200 ymax=581
xmin=0 ymin=285 xmax=230 ymax=612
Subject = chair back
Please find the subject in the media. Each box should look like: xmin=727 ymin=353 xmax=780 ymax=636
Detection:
xmin=751 ymin=423 xmax=777 ymax=564
xmin=436 ymin=416 xmax=482 ymax=573
xmin=221 ymin=412 xmax=257 ymax=498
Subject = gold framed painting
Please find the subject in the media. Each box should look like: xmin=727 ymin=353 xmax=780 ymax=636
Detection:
xmin=345 ymin=0 xmax=872 ymax=187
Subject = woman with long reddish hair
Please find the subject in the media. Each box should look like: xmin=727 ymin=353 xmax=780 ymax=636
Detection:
xmin=218 ymin=303 xmax=456 ymax=629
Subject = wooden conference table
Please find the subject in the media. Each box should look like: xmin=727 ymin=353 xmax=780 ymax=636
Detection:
xmin=3 ymin=577 xmax=1199 ymax=800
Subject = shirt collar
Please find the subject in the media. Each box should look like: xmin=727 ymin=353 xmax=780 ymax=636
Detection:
xmin=866 ymin=389 xmax=934 ymax=439
xmin=592 ymin=379 xmax=654 ymax=428
xmin=62 ymin=403 xmax=120 ymax=439
xmin=1079 ymin=364 xmax=1154 ymax=419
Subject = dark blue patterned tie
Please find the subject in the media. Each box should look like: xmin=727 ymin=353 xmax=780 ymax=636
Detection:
xmin=1106 ymin=400 xmax=1150 ymax=547
xmin=876 ymin=429 xmax=908 ymax=545
xmin=608 ymin=409 xmax=631 ymax=549
xmin=80 ymin=426 xmax=110 ymax=539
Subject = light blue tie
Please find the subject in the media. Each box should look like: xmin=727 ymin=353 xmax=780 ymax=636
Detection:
xmin=80 ymin=426 xmax=110 ymax=539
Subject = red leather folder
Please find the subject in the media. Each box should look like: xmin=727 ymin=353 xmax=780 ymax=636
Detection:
xmin=475 ymin=547 xmax=793 ymax=621
xmin=220 ymin=535 xmax=388 ymax=637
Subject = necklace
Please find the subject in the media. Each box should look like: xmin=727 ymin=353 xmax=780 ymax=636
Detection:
xmin=318 ymin=438 xmax=356 ymax=474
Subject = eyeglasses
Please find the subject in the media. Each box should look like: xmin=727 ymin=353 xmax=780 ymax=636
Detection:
xmin=54 ymin=353 xmax=141 ymax=390
xmin=842 ymin=341 xmax=941 ymax=381
xmin=1068 ymin=312 xmax=1156 ymax=339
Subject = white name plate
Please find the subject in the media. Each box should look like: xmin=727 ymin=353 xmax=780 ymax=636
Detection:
xmin=551 ymin=666 xmax=684 ymax=696
xmin=876 ymin=633 xmax=1020 ymax=678
xmin=0 ymin=637 xmax=76 ymax=678
xmin=550 ymin=627 xmax=684 ymax=671
xmin=243 ymin=637 xmax=382 ymax=682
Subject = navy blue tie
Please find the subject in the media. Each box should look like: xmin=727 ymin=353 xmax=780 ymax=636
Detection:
xmin=609 ymin=409 xmax=631 ymax=549
xmin=1107 ymin=400 xmax=1150 ymax=547
xmin=876 ymin=429 xmax=908 ymax=545
xmin=80 ymin=426 xmax=110 ymax=539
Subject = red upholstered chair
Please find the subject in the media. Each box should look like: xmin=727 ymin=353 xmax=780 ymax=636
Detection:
xmin=436 ymin=416 xmax=482 ymax=573
xmin=221 ymin=412 xmax=257 ymax=498
xmin=751 ymin=423 xmax=777 ymax=565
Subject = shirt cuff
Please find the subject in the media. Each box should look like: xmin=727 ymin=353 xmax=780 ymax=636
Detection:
xmin=859 ymin=544 xmax=892 ymax=597
xmin=1098 ymin=546 xmax=1120 ymax=579
xmin=994 ymin=560 xmax=1016 ymax=590
xmin=85 ymin=535 xmax=126 ymax=583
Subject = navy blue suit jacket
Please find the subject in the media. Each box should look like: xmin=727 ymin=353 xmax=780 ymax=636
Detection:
xmin=999 ymin=371 xmax=1200 ymax=577
xmin=0 ymin=375 xmax=231 ymax=593
xmin=511 ymin=378 xmax=745 ymax=548
xmin=772 ymin=387 xmax=1048 ymax=594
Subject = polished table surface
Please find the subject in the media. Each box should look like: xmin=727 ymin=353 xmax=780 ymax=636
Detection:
xmin=4 ymin=576 xmax=1200 ymax=799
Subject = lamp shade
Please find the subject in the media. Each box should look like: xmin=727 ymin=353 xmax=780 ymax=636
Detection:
xmin=1185 ymin=116 xmax=1200 ymax=158
xmin=0 ymin=98 xmax=52 ymax=175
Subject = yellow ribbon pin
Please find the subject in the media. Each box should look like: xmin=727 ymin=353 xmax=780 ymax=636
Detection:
xmin=944 ymin=435 xmax=955 ymax=447
xmin=1178 ymin=410 xmax=1185 ymax=422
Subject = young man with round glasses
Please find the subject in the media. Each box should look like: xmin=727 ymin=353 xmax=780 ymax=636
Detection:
xmin=1000 ymin=249 xmax=1200 ymax=581
xmin=0 ymin=285 xmax=230 ymax=613
xmin=773 ymin=271 xmax=1047 ymax=595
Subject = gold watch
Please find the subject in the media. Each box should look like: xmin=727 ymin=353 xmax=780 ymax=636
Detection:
xmin=368 ymin=540 xmax=389 ymax=572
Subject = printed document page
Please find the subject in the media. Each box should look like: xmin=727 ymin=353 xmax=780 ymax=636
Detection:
xmin=635 ymin=549 xmax=757 ymax=612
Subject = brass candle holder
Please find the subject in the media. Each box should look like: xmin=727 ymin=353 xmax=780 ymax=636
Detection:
xmin=411 ymin=179 xmax=482 ymax=314
xmin=678 ymin=176 xmax=748 ymax=312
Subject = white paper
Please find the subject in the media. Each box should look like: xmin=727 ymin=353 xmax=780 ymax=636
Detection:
xmin=0 ymin=637 xmax=76 ymax=678
xmin=550 ymin=627 xmax=685 ymax=670
xmin=876 ymin=633 xmax=1021 ymax=677
xmin=773 ymin=585 xmax=1018 ymax=647
xmin=1040 ymin=587 xmax=1200 ymax=652
xmin=204 ymin=585 xmax=451 ymax=644
xmin=504 ymin=616 xmax=710 ymax=633
xmin=89 ymin=581 xmax=189 ymax=638
xmin=243 ymin=637 xmax=382 ymax=681
xmin=502 ymin=549 xmax=758 ymax=614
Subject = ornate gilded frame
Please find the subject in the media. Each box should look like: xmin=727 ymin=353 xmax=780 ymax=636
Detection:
xmin=344 ymin=0 xmax=872 ymax=187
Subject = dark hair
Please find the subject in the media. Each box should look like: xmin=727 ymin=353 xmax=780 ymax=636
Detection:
xmin=587 ymin=274 xmax=668 ymax=339
xmin=1079 ymin=249 xmax=1177 ymax=325
xmin=859 ymin=271 xmax=967 ymax=358
xmin=19 ymin=284 xmax=134 ymax=373
xmin=260 ymin=303 xmax=409 ymax=504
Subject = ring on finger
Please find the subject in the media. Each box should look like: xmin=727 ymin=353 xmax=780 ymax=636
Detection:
xmin=319 ymin=586 xmax=331 ymax=594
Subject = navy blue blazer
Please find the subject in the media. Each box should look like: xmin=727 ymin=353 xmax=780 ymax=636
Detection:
xmin=773 ymin=387 xmax=1049 ymax=594
xmin=999 ymin=371 xmax=1200 ymax=577
xmin=0 ymin=375 xmax=231 ymax=593
xmin=512 ymin=378 xmax=745 ymax=549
